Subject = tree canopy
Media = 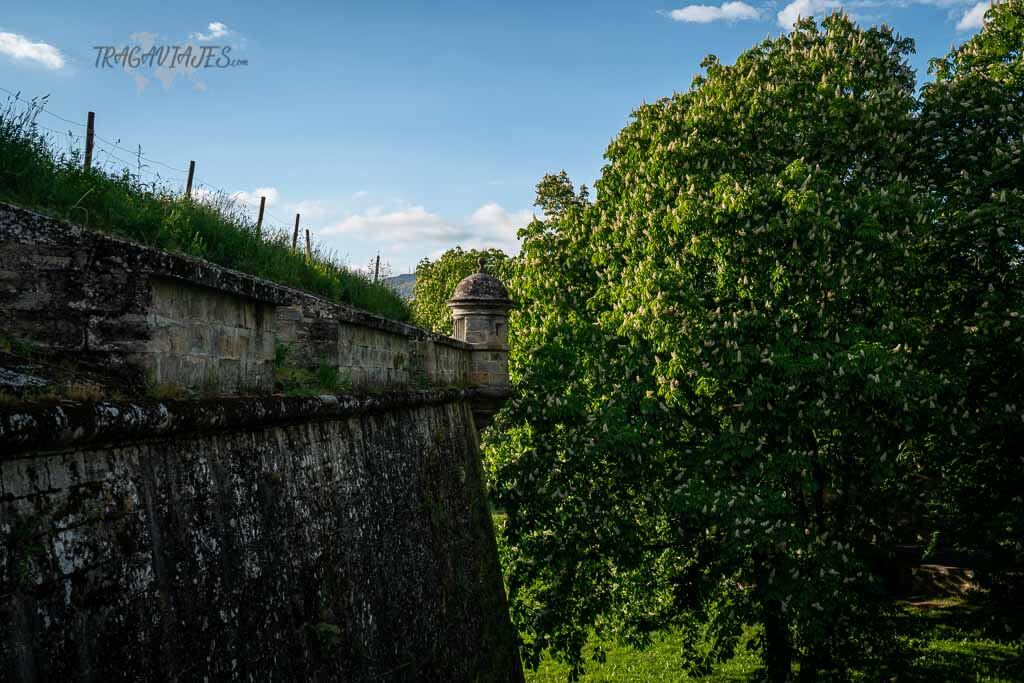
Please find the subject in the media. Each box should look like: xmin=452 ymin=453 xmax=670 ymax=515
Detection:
xmin=485 ymin=6 xmax=1023 ymax=680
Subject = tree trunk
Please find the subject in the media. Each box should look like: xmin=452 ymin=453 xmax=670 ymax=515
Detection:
xmin=763 ymin=596 xmax=793 ymax=682
xmin=756 ymin=552 xmax=793 ymax=682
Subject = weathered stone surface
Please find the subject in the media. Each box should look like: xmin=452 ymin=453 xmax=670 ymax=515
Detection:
xmin=274 ymin=302 xmax=472 ymax=391
xmin=0 ymin=203 xmax=288 ymax=392
xmin=0 ymin=389 xmax=479 ymax=456
xmin=139 ymin=277 xmax=275 ymax=392
xmin=449 ymin=272 xmax=512 ymax=305
xmin=448 ymin=269 xmax=513 ymax=431
xmin=0 ymin=394 xmax=522 ymax=681
xmin=0 ymin=203 xmax=522 ymax=681
xmin=0 ymin=202 xmax=475 ymax=395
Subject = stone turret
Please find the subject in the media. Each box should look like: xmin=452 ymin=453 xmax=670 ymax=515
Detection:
xmin=448 ymin=258 xmax=513 ymax=429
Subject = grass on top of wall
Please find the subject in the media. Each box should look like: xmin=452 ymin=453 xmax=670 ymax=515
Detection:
xmin=0 ymin=96 xmax=410 ymax=322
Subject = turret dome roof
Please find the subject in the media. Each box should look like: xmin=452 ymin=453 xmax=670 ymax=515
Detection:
xmin=448 ymin=258 xmax=512 ymax=304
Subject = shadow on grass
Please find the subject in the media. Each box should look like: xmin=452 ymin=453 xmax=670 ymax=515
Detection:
xmin=524 ymin=598 xmax=1024 ymax=682
xmin=885 ymin=598 xmax=1024 ymax=682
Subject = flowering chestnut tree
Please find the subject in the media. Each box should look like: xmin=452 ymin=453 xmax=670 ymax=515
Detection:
xmin=912 ymin=0 xmax=1024 ymax=564
xmin=485 ymin=11 xmax=1023 ymax=680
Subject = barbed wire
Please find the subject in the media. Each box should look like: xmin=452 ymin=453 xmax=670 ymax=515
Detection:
xmin=93 ymin=133 xmax=190 ymax=173
xmin=0 ymin=85 xmax=87 ymax=128
xmin=0 ymin=85 xmax=338 ymax=250
xmin=35 ymin=123 xmax=85 ymax=139
xmin=266 ymin=210 xmax=292 ymax=225
xmin=3 ymin=84 xmax=197 ymax=180
xmin=92 ymin=144 xmax=143 ymax=173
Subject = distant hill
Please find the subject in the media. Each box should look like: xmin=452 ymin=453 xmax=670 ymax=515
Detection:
xmin=382 ymin=273 xmax=416 ymax=300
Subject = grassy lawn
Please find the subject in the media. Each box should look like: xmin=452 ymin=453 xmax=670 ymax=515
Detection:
xmin=892 ymin=598 xmax=1024 ymax=682
xmin=525 ymin=629 xmax=758 ymax=682
xmin=522 ymin=599 xmax=1024 ymax=682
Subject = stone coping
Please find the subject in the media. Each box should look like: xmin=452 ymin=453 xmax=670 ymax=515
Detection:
xmin=0 ymin=202 xmax=471 ymax=351
xmin=0 ymin=388 xmax=478 ymax=457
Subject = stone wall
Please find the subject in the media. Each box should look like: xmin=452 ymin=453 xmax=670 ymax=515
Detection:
xmin=0 ymin=202 xmax=472 ymax=394
xmin=0 ymin=391 xmax=522 ymax=681
xmin=143 ymin=277 xmax=276 ymax=391
xmin=275 ymin=300 xmax=472 ymax=391
xmin=0 ymin=203 xmax=293 ymax=392
xmin=449 ymin=301 xmax=512 ymax=394
xmin=0 ymin=203 xmax=520 ymax=680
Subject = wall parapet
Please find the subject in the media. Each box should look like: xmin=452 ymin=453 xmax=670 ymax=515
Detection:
xmin=0 ymin=202 xmax=472 ymax=395
xmin=0 ymin=388 xmax=478 ymax=457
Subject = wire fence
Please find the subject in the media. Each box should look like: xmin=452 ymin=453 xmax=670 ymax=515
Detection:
xmin=0 ymin=84 xmax=307 ymax=239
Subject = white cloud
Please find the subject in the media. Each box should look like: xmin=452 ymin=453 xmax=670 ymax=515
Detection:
xmin=777 ymin=0 xmax=844 ymax=28
xmin=323 ymin=206 xmax=467 ymax=243
xmin=956 ymin=1 xmax=989 ymax=29
xmin=774 ymin=0 xmax=983 ymax=29
xmin=230 ymin=186 xmax=279 ymax=207
xmin=468 ymin=203 xmax=534 ymax=246
xmin=289 ymin=199 xmax=333 ymax=221
xmin=191 ymin=21 xmax=230 ymax=41
xmin=668 ymin=2 xmax=761 ymax=23
xmin=320 ymin=202 xmax=534 ymax=255
xmin=0 ymin=31 xmax=64 ymax=70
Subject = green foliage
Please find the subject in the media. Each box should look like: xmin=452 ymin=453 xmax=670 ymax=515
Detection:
xmin=0 ymin=97 xmax=410 ymax=321
xmin=274 ymin=341 xmax=293 ymax=368
xmin=912 ymin=0 xmax=1024 ymax=563
xmin=488 ymin=9 xmax=1024 ymax=681
xmin=893 ymin=599 xmax=1024 ymax=682
xmin=312 ymin=622 xmax=343 ymax=651
xmin=0 ymin=334 xmax=35 ymax=357
xmin=272 ymin=342 xmax=351 ymax=395
xmin=524 ymin=601 xmax=1024 ymax=682
xmin=316 ymin=361 xmax=352 ymax=394
xmin=411 ymin=246 xmax=511 ymax=334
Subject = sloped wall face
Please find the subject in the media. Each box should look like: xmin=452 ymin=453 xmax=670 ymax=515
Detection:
xmin=0 ymin=400 xmax=521 ymax=682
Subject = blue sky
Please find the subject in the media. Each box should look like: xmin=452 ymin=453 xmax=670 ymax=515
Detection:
xmin=0 ymin=1 xmax=991 ymax=273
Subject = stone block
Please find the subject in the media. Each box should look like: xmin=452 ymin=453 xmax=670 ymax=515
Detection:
xmin=2 ymin=458 xmax=50 ymax=498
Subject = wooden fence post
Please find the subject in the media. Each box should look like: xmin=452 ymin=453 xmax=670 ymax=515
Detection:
xmin=292 ymin=214 xmax=301 ymax=251
xmin=305 ymin=229 xmax=312 ymax=258
xmin=255 ymin=196 xmax=266 ymax=236
xmin=185 ymin=161 xmax=195 ymax=199
xmin=83 ymin=112 xmax=95 ymax=171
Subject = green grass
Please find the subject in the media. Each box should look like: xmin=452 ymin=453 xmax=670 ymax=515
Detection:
xmin=522 ymin=599 xmax=1023 ymax=682
xmin=0 ymin=95 xmax=410 ymax=321
xmin=891 ymin=599 xmax=1024 ymax=682
xmin=272 ymin=341 xmax=352 ymax=395
xmin=526 ymin=628 xmax=759 ymax=682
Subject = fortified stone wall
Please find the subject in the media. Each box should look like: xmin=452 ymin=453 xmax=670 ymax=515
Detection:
xmin=145 ymin=276 xmax=276 ymax=391
xmin=0 ymin=202 xmax=521 ymax=681
xmin=0 ymin=392 xmax=521 ymax=681
xmin=0 ymin=202 xmax=472 ymax=394
xmin=275 ymin=299 xmax=472 ymax=391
